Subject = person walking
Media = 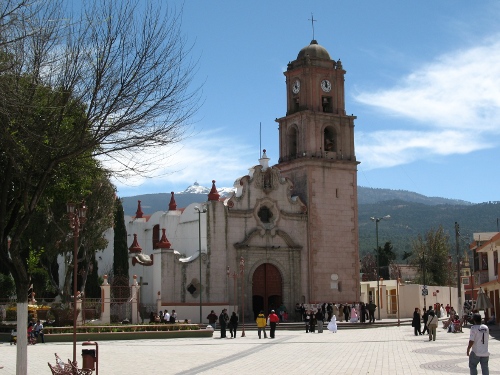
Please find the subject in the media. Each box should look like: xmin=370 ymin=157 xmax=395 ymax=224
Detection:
xmin=367 ymin=301 xmax=377 ymax=323
xmin=316 ymin=308 xmax=325 ymax=333
xmin=228 ymin=311 xmax=238 ymax=338
xmin=207 ymin=310 xmax=218 ymax=330
xmin=303 ymin=309 xmax=311 ymax=333
xmin=344 ymin=304 xmax=350 ymax=322
xmin=219 ymin=309 xmax=229 ymax=338
xmin=268 ymin=310 xmax=279 ymax=338
xmin=427 ymin=310 xmax=439 ymax=341
xmin=467 ymin=314 xmax=489 ymax=375
xmin=360 ymin=303 xmax=367 ymax=323
xmin=309 ymin=310 xmax=317 ymax=333
xmin=421 ymin=307 xmax=429 ymax=335
xmin=255 ymin=311 xmax=268 ymax=339
xmin=412 ymin=308 xmax=422 ymax=336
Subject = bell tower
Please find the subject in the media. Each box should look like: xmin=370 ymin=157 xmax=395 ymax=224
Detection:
xmin=276 ymin=39 xmax=360 ymax=303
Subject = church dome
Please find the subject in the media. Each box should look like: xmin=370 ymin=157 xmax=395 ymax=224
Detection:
xmin=297 ymin=40 xmax=331 ymax=60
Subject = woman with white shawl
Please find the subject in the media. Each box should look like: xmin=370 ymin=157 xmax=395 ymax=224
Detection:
xmin=327 ymin=315 xmax=337 ymax=333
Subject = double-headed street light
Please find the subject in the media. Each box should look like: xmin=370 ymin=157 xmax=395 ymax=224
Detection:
xmin=195 ymin=205 xmax=207 ymax=324
xmin=67 ymin=201 xmax=87 ymax=366
xmin=370 ymin=215 xmax=390 ymax=321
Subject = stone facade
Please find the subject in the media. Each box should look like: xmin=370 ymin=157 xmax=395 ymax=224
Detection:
xmin=78 ymin=39 xmax=361 ymax=324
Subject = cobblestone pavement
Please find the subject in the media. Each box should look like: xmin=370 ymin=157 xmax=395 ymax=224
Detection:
xmin=0 ymin=324 xmax=498 ymax=374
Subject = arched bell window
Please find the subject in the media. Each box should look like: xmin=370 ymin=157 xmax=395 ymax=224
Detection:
xmin=324 ymin=126 xmax=336 ymax=152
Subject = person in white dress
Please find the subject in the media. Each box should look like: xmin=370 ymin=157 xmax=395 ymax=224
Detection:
xmin=327 ymin=315 xmax=337 ymax=333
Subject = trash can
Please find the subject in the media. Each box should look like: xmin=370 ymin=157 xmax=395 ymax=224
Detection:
xmin=82 ymin=349 xmax=96 ymax=370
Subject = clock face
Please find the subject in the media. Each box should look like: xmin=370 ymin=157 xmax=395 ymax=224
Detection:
xmin=292 ymin=79 xmax=300 ymax=94
xmin=321 ymin=79 xmax=332 ymax=92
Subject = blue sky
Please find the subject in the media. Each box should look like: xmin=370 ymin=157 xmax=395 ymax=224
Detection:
xmin=113 ymin=1 xmax=500 ymax=204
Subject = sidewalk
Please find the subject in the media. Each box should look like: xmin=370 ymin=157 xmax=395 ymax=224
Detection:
xmin=1 ymin=322 xmax=498 ymax=374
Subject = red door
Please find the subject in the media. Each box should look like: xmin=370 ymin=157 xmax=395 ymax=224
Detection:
xmin=252 ymin=263 xmax=282 ymax=318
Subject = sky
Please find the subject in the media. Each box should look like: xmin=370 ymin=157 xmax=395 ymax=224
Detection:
xmin=112 ymin=0 xmax=500 ymax=204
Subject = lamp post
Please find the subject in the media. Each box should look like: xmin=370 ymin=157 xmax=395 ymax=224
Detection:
xmin=448 ymin=255 xmax=452 ymax=309
xmin=195 ymin=205 xmax=207 ymax=324
xmin=239 ymin=256 xmax=246 ymax=337
xmin=370 ymin=215 xmax=390 ymax=321
xmin=455 ymin=222 xmax=462 ymax=317
xmin=397 ymin=277 xmax=400 ymax=327
xmin=226 ymin=267 xmax=238 ymax=314
xmin=67 ymin=201 xmax=87 ymax=366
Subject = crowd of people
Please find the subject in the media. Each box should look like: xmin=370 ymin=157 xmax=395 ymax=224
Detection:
xmin=149 ymin=309 xmax=177 ymax=324
xmin=295 ymin=301 xmax=378 ymax=326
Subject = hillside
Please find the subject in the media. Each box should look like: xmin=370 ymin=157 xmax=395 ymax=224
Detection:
xmin=121 ymin=186 xmax=500 ymax=260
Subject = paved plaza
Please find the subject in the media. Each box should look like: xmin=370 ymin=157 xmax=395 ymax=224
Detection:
xmin=0 ymin=323 xmax=498 ymax=374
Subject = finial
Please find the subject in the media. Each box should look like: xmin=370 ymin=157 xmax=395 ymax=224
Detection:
xmin=208 ymin=180 xmax=220 ymax=201
xmin=168 ymin=191 xmax=177 ymax=211
xmin=157 ymin=228 xmax=171 ymax=249
xmin=135 ymin=200 xmax=143 ymax=218
xmin=129 ymin=234 xmax=142 ymax=253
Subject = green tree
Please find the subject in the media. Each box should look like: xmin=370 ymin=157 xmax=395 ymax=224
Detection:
xmin=377 ymin=241 xmax=396 ymax=280
xmin=360 ymin=253 xmax=377 ymax=281
xmin=0 ymin=0 xmax=197 ymax=370
xmin=410 ymin=226 xmax=452 ymax=286
xmin=113 ymin=198 xmax=129 ymax=278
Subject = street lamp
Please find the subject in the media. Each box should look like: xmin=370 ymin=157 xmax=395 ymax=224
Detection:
xmin=396 ymin=277 xmax=401 ymax=327
xmin=194 ymin=205 xmax=207 ymax=324
xmin=455 ymin=222 xmax=462 ymax=317
xmin=67 ymin=201 xmax=87 ymax=366
xmin=370 ymin=215 xmax=390 ymax=321
xmin=226 ymin=267 xmax=239 ymax=314
xmin=448 ymin=255 xmax=452 ymax=309
xmin=239 ymin=256 xmax=246 ymax=337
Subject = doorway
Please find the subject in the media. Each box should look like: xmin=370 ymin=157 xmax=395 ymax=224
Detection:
xmin=252 ymin=263 xmax=282 ymax=319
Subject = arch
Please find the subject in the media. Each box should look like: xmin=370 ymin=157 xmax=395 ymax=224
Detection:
xmin=152 ymin=224 xmax=160 ymax=249
xmin=252 ymin=263 xmax=283 ymax=319
xmin=323 ymin=125 xmax=336 ymax=152
xmin=287 ymin=126 xmax=298 ymax=159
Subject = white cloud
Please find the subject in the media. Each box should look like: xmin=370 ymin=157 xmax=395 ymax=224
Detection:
xmin=355 ymin=36 xmax=500 ymax=169
xmin=106 ymin=128 xmax=257 ymax=191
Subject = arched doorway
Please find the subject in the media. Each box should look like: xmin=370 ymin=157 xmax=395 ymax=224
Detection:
xmin=252 ymin=263 xmax=282 ymax=319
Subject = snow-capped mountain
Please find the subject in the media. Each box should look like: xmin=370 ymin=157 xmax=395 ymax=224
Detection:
xmin=121 ymin=182 xmax=235 ymax=216
xmin=177 ymin=182 xmax=235 ymax=197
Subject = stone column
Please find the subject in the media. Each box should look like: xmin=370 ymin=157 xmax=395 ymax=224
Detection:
xmin=131 ymin=275 xmax=140 ymax=324
xmin=156 ymin=291 xmax=162 ymax=315
xmin=100 ymin=275 xmax=110 ymax=324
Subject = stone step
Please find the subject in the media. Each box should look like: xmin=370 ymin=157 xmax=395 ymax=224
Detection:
xmin=231 ymin=320 xmax=412 ymax=331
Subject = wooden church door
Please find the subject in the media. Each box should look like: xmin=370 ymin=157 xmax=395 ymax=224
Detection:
xmin=252 ymin=263 xmax=282 ymax=319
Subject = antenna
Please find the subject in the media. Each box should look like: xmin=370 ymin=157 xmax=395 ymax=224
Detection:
xmin=308 ymin=13 xmax=317 ymax=40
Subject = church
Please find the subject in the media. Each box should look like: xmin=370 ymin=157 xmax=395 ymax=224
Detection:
xmin=118 ymin=39 xmax=360 ymax=322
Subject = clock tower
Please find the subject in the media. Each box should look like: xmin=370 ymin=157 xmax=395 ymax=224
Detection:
xmin=276 ymin=39 xmax=360 ymax=303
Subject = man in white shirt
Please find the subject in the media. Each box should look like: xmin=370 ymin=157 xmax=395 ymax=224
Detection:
xmin=164 ymin=310 xmax=170 ymax=324
xmin=34 ymin=320 xmax=45 ymax=343
xmin=467 ymin=314 xmax=489 ymax=375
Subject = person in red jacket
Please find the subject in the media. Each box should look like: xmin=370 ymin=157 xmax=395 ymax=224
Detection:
xmin=268 ymin=310 xmax=280 ymax=338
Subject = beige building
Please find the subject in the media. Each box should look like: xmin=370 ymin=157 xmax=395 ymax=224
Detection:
xmin=119 ymin=39 xmax=360 ymax=323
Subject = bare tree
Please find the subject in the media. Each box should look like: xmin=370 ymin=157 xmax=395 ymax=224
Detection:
xmin=0 ymin=1 xmax=199 ymax=372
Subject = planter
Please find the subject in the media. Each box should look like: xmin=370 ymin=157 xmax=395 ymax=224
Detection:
xmin=42 ymin=328 xmax=213 ymax=342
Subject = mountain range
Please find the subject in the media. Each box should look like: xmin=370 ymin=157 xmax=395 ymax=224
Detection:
xmin=121 ymin=184 xmax=500 ymax=260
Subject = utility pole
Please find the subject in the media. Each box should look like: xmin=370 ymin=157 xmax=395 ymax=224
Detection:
xmin=455 ymin=222 xmax=462 ymax=317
